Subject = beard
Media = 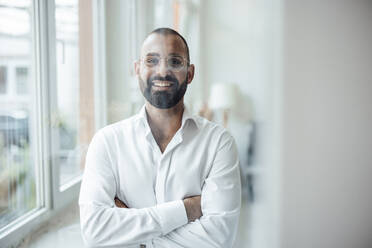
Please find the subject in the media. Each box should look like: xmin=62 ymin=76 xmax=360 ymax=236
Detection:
xmin=140 ymin=74 xmax=188 ymax=109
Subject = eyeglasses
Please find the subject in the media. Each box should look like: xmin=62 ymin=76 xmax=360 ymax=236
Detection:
xmin=140 ymin=55 xmax=189 ymax=72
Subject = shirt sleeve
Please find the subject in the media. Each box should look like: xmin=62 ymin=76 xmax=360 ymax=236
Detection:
xmin=151 ymin=132 xmax=242 ymax=248
xmin=79 ymin=130 xmax=188 ymax=247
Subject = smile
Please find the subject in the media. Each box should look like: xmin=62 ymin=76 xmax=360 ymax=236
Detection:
xmin=152 ymin=80 xmax=173 ymax=87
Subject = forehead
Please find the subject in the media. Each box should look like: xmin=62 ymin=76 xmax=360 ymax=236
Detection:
xmin=141 ymin=33 xmax=187 ymax=57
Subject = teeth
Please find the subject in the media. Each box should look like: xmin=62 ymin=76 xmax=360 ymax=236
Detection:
xmin=154 ymin=82 xmax=171 ymax=87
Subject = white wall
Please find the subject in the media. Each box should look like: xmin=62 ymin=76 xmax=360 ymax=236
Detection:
xmin=201 ymin=0 xmax=263 ymax=120
xmin=280 ymin=1 xmax=372 ymax=247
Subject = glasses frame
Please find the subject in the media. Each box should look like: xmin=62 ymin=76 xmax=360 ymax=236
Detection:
xmin=139 ymin=55 xmax=190 ymax=72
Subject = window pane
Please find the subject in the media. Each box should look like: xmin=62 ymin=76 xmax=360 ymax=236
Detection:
xmin=16 ymin=67 xmax=29 ymax=95
xmin=0 ymin=0 xmax=38 ymax=229
xmin=0 ymin=66 xmax=7 ymax=94
xmin=54 ymin=0 xmax=83 ymax=186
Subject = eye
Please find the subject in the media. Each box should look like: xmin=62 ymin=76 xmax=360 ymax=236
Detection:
xmin=168 ymin=57 xmax=183 ymax=67
xmin=145 ymin=57 xmax=159 ymax=66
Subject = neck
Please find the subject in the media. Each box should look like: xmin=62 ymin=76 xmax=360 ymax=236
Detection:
xmin=145 ymin=100 xmax=184 ymax=152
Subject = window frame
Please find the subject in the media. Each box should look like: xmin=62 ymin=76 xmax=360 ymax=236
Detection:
xmin=92 ymin=0 xmax=107 ymax=130
xmin=48 ymin=0 xmax=83 ymax=209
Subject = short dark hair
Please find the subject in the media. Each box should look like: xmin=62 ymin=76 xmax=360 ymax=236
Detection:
xmin=148 ymin=27 xmax=190 ymax=64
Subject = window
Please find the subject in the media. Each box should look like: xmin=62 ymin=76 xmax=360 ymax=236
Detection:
xmin=0 ymin=0 xmax=38 ymax=230
xmin=0 ymin=66 xmax=7 ymax=94
xmin=0 ymin=0 xmax=99 ymax=245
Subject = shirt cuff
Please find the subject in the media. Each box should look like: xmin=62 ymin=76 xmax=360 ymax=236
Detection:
xmin=155 ymin=200 xmax=188 ymax=235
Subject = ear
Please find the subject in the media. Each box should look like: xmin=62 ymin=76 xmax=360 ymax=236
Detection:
xmin=134 ymin=60 xmax=140 ymax=76
xmin=187 ymin=64 xmax=195 ymax=84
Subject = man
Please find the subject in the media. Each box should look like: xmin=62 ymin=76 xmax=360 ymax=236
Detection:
xmin=79 ymin=28 xmax=241 ymax=248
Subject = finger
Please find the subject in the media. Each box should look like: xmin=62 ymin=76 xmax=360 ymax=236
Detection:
xmin=115 ymin=199 xmax=127 ymax=208
xmin=114 ymin=197 xmax=128 ymax=208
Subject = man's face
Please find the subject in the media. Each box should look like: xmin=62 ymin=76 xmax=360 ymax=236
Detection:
xmin=135 ymin=34 xmax=194 ymax=109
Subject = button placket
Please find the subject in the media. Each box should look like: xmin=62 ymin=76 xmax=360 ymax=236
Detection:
xmin=147 ymin=136 xmax=162 ymax=203
xmin=154 ymin=132 xmax=184 ymax=204
xmin=143 ymin=126 xmax=162 ymax=204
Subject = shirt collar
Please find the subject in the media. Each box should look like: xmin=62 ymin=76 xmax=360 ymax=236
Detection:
xmin=181 ymin=105 xmax=200 ymax=130
xmin=135 ymin=104 xmax=200 ymax=132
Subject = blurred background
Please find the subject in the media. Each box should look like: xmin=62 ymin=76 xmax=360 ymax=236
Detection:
xmin=0 ymin=0 xmax=371 ymax=247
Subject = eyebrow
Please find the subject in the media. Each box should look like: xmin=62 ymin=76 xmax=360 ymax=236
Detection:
xmin=145 ymin=52 xmax=160 ymax=57
xmin=145 ymin=52 xmax=183 ymax=57
xmin=168 ymin=53 xmax=183 ymax=57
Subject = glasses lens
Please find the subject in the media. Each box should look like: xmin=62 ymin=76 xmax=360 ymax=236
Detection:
xmin=167 ymin=56 xmax=184 ymax=70
xmin=144 ymin=56 xmax=159 ymax=67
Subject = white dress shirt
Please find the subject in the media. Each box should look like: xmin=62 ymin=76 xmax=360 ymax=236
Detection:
xmin=79 ymin=105 xmax=241 ymax=248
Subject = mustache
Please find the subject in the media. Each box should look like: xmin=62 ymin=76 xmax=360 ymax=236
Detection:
xmin=149 ymin=75 xmax=178 ymax=85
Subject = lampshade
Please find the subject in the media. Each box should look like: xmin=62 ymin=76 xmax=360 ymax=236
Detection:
xmin=209 ymin=82 xmax=238 ymax=110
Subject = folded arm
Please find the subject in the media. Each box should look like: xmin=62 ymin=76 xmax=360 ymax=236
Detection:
xmin=115 ymin=195 xmax=202 ymax=222
xmin=79 ymin=131 xmax=188 ymax=247
xmin=151 ymin=132 xmax=242 ymax=248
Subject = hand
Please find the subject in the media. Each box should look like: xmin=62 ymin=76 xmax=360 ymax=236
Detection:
xmin=183 ymin=195 xmax=202 ymax=222
xmin=114 ymin=196 xmax=128 ymax=208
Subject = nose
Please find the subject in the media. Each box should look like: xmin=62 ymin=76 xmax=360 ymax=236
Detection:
xmin=156 ymin=59 xmax=169 ymax=77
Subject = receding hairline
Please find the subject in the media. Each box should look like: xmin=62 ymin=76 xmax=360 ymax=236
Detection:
xmin=142 ymin=28 xmax=190 ymax=63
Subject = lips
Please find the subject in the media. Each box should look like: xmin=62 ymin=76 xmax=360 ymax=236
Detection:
xmin=152 ymin=80 xmax=173 ymax=87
